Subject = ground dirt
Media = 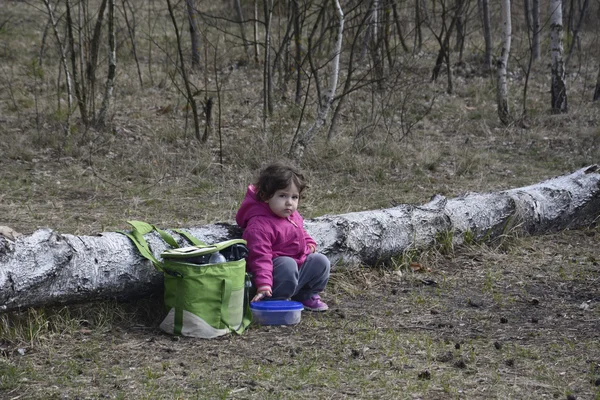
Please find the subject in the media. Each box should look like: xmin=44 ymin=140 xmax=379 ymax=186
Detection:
xmin=1 ymin=228 xmax=599 ymax=399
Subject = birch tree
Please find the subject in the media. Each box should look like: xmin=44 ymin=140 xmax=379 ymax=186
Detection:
xmin=288 ymin=0 xmax=344 ymax=161
xmin=2 ymin=165 xmax=600 ymax=312
xmin=497 ymin=0 xmax=511 ymax=125
xmin=550 ymin=0 xmax=567 ymax=113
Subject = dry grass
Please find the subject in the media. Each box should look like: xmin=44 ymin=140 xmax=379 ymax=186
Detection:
xmin=1 ymin=0 xmax=600 ymax=398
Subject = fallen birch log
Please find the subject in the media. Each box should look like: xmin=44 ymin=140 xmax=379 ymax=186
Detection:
xmin=1 ymin=165 xmax=599 ymax=312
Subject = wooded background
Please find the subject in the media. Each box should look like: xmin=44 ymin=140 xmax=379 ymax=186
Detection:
xmin=2 ymin=0 xmax=599 ymax=155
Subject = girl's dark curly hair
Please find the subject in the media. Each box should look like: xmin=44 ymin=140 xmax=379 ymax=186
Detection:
xmin=255 ymin=162 xmax=307 ymax=201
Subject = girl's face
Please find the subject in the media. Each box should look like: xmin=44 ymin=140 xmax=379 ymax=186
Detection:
xmin=266 ymin=182 xmax=300 ymax=218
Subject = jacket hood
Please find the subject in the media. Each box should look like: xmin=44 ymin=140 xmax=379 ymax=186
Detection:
xmin=235 ymin=185 xmax=274 ymax=228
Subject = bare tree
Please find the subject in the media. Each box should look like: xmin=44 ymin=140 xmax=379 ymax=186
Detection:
xmin=166 ymin=0 xmax=201 ymax=140
xmin=594 ymin=63 xmax=600 ymax=101
xmin=66 ymin=0 xmax=88 ymax=125
xmin=481 ymin=0 xmax=492 ymax=71
xmin=186 ymin=0 xmax=201 ymax=70
xmin=96 ymin=0 xmax=116 ymax=126
xmin=497 ymin=0 xmax=511 ymax=125
xmin=42 ymin=0 xmax=73 ymax=116
xmin=389 ymin=0 xmax=409 ymax=53
xmin=253 ymin=0 xmax=260 ymax=64
xmin=232 ymin=0 xmax=251 ymax=60
xmin=414 ymin=0 xmax=423 ymax=53
xmin=292 ymin=0 xmax=303 ymax=104
xmin=532 ymin=0 xmax=540 ymax=60
xmin=289 ymin=0 xmax=344 ymax=160
xmin=87 ymin=0 xmax=108 ymax=116
xmin=328 ymin=3 xmax=372 ymax=140
xmin=429 ymin=0 xmax=460 ymax=94
xmin=550 ymin=0 xmax=568 ymax=113
xmin=120 ymin=0 xmax=143 ymax=87
xmin=564 ymin=0 xmax=589 ymax=69
xmin=263 ymin=0 xmax=274 ymax=126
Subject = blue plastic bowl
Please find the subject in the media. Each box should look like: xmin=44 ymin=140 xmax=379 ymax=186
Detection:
xmin=250 ymin=300 xmax=303 ymax=325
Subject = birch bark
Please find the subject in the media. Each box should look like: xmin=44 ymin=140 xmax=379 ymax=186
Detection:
xmin=1 ymin=165 xmax=600 ymax=312
xmin=497 ymin=0 xmax=511 ymax=125
xmin=550 ymin=0 xmax=568 ymax=113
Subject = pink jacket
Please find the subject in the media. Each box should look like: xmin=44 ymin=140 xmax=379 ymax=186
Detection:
xmin=235 ymin=185 xmax=317 ymax=289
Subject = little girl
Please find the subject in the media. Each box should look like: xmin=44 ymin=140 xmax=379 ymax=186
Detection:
xmin=236 ymin=162 xmax=330 ymax=311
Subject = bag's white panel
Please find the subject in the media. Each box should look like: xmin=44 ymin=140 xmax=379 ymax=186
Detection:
xmin=160 ymin=308 xmax=229 ymax=339
xmin=228 ymin=288 xmax=244 ymax=327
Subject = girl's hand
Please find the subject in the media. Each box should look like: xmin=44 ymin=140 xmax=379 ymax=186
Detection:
xmin=308 ymin=244 xmax=316 ymax=253
xmin=252 ymin=286 xmax=272 ymax=302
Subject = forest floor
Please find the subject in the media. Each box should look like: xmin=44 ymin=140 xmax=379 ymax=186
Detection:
xmin=0 ymin=227 xmax=599 ymax=399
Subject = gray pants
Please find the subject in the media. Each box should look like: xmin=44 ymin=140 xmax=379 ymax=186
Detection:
xmin=270 ymin=253 xmax=330 ymax=301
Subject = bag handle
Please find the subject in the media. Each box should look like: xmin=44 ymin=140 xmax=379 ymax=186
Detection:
xmin=172 ymin=229 xmax=208 ymax=247
xmin=118 ymin=221 xmax=164 ymax=271
xmin=119 ymin=220 xmax=207 ymax=272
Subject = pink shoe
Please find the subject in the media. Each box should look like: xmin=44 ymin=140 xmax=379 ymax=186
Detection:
xmin=302 ymin=295 xmax=328 ymax=312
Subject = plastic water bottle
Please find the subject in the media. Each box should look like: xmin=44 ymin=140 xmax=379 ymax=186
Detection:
xmin=208 ymin=251 xmax=227 ymax=264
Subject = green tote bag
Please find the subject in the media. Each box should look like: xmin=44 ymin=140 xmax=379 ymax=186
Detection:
xmin=159 ymin=240 xmax=250 ymax=338
xmin=121 ymin=221 xmax=251 ymax=339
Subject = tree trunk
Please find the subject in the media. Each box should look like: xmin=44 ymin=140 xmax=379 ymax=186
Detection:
xmin=233 ymin=0 xmax=251 ymax=60
xmin=96 ymin=0 xmax=116 ymax=126
xmin=497 ymin=0 xmax=511 ymax=125
xmin=2 ymin=165 xmax=599 ymax=312
xmin=481 ymin=0 xmax=492 ymax=72
xmin=186 ymin=0 xmax=201 ymax=70
xmin=42 ymin=0 xmax=73 ymax=114
xmin=550 ymin=0 xmax=568 ymax=113
xmin=87 ymin=0 xmax=108 ymax=114
xmin=594 ymin=64 xmax=600 ymax=101
xmin=414 ymin=0 xmax=423 ymax=53
xmin=390 ymin=0 xmax=409 ymax=53
xmin=166 ymin=0 xmax=201 ymax=141
xmin=66 ymin=0 xmax=88 ymax=125
xmin=564 ymin=0 xmax=589 ymax=69
xmin=288 ymin=0 xmax=344 ymax=161
xmin=263 ymin=0 xmax=273 ymax=125
xmin=292 ymin=0 xmax=302 ymax=105
xmin=328 ymin=4 xmax=371 ymax=141
xmin=532 ymin=0 xmax=540 ymax=60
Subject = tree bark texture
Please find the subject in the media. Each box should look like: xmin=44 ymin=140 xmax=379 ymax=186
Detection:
xmin=594 ymin=63 xmax=600 ymax=101
xmin=2 ymin=165 xmax=600 ymax=312
xmin=550 ymin=0 xmax=568 ymax=113
xmin=497 ymin=0 xmax=511 ymax=125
